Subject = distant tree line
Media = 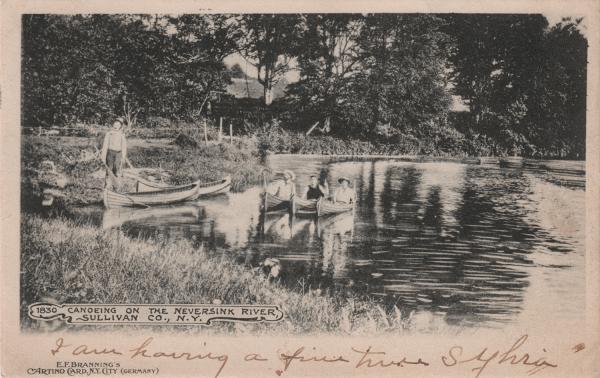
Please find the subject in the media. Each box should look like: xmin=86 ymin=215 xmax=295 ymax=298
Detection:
xmin=22 ymin=14 xmax=587 ymax=158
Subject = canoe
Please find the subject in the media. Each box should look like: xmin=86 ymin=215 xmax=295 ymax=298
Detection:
xmin=261 ymin=192 xmax=292 ymax=213
xmin=317 ymin=200 xmax=354 ymax=216
xmin=291 ymin=196 xmax=318 ymax=215
xmin=190 ymin=176 xmax=231 ymax=199
xmin=136 ymin=175 xmax=231 ymax=198
xmin=292 ymin=196 xmax=354 ymax=217
xmin=103 ymin=180 xmax=201 ymax=208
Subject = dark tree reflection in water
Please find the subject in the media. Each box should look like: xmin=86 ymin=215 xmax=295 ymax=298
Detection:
xmin=70 ymin=156 xmax=585 ymax=329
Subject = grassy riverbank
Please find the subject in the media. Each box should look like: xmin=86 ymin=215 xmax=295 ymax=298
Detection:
xmin=21 ymin=213 xmax=423 ymax=335
xmin=21 ymin=134 xmax=264 ymax=207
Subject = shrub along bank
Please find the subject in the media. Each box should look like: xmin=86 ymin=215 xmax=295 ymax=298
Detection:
xmin=252 ymin=123 xmax=499 ymax=157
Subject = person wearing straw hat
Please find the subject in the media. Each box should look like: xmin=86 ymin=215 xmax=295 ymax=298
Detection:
xmin=273 ymin=169 xmax=296 ymax=199
xmin=101 ymin=117 xmax=132 ymax=189
xmin=333 ymin=177 xmax=355 ymax=204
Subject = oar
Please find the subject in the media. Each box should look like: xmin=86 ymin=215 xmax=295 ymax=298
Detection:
xmin=290 ymin=193 xmax=296 ymax=217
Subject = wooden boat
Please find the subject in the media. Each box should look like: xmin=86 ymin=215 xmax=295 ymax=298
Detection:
xmin=317 ymin=200 xmax=354 ymax=216
xmin=103 ymin=180 xmax=201 ymax=208
xmin=291 ymin=196 xmax=318 ymax=215
xmin=190 ymin=176 xmax=231 ymax=199
xmin=136 ymin=175 xmax=232 ymax=198
xmin=292 ymin=196 xmax=354 ymax=217
xmin=260 ymin=192 xmax=292 ymax=213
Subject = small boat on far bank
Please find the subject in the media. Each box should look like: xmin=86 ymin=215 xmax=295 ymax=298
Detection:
xmin=103 ymin=180 xmax=201 ymax=208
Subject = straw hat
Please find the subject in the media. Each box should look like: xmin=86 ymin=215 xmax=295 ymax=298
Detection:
xmin=338 ymin=177 xmax=351 ymax=184
xmin=283 ymin=169 xmax=296 ymax=180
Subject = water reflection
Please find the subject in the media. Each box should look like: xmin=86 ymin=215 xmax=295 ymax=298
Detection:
xmin=70 ymin=156 xmax=585 ymax=329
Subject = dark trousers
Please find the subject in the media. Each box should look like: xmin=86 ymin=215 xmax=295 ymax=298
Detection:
xmin=105 ymin=149 xmax=122 ymax=189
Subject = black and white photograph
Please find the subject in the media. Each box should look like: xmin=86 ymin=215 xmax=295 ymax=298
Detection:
xmin=2 ymin=2 xmax=600 ymax=377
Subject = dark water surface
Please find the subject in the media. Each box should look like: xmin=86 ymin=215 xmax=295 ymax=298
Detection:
xmin=71 ymin=156 xmax=586 ymax=329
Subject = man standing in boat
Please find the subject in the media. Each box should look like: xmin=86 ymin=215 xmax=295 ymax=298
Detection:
xmin=304 ymin=175 xmax=329 ymax=200
xmin=101 ymin=117 xmax=132 ymax=189
xmin=273 ymin=169 xmax=296 ymax=199
xmin=333 ymin=177 xmax=356 ymax=204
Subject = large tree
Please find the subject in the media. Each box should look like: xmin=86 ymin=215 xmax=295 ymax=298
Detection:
xmin=446 ymin=14 xmax=587 ymax=157
xmin=446 ymin=15 xmax=550 ymax=154
xmin=22 ymin=15 xmax=122 ymax=126
xmin=286 ymin=14 xmax=363 ymax=131
xmin=288 ymin=14 xmax=452 ymax=138
xmin=21 ymin=14 xmax=235 ymax=126
xmin=352 ymin=14 xmax=452 ymax=136
xmin=237 ymin=14 xmax=302 ymax=105
xmin=526 ymin=18 xmax=587 ymax=157
xmin=159 ymin=14 xmax=241 ymax=119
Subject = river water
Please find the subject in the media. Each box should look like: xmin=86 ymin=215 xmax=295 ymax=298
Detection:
xmin=71 ymin=155 xmax=586 ymax=329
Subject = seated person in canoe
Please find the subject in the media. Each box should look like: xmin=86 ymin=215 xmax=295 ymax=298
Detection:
xmin=333 ymin=177 xmax=356 ymax=204
xmin=304 ymin=174 xmax=329 ymax=200
xmin=272 ymin=169 xmax=296 ymax=200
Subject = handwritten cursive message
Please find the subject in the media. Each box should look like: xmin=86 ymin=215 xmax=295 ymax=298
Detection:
xmin=47 ymin=334 xmax=578 ymax=377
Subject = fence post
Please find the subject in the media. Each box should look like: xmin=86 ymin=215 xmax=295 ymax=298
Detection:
xmin=218 ymin=117 xmax=223 ymax=143
xmin=229 ymin=122 xmax=233 ymax=144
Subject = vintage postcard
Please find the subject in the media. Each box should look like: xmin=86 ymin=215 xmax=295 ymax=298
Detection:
xmin=1 ymin=0 xmax=599 ymax=377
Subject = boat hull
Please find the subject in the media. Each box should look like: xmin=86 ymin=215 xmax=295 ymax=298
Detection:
xmin=104 ymin=180 xmax=201 ymax=208
xmin=136 ymin=176 xmax=231 ymax=198
xmin=291 ymin=196 xmax=318 ymax=215
xmin=261 ymin=192 xmax=292 ymax=213
xmin=292 ymin=196 xmax=353 ymax=216
xmin=190 ymin=177 xmax=232 ymax=199
xmin=317 ymin=200 xmax=354 ymax=216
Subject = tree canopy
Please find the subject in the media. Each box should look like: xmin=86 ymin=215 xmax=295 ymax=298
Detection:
xmin=22 ymin=13 xmax=587 ymax=158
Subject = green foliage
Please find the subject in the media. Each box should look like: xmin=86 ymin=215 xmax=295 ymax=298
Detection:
xmin=287 ymin=15 xmax=452 ymax=139
xmin=22 ymin=14 xmax=235 ymax=127
xmin=22 ymin=14 xmax=588 ymax=158
xmin=353 ymin=15 xmax=452 ymax=135
xmin=285 ymin=15 xmax=363 ymax=130
xmin=251 ymin=121 xmax=486 ymax=157
xmin=445 ymin=15 xmax=587 ymax=158
xmin=236 ymin=14 xmax=303 ymax=105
